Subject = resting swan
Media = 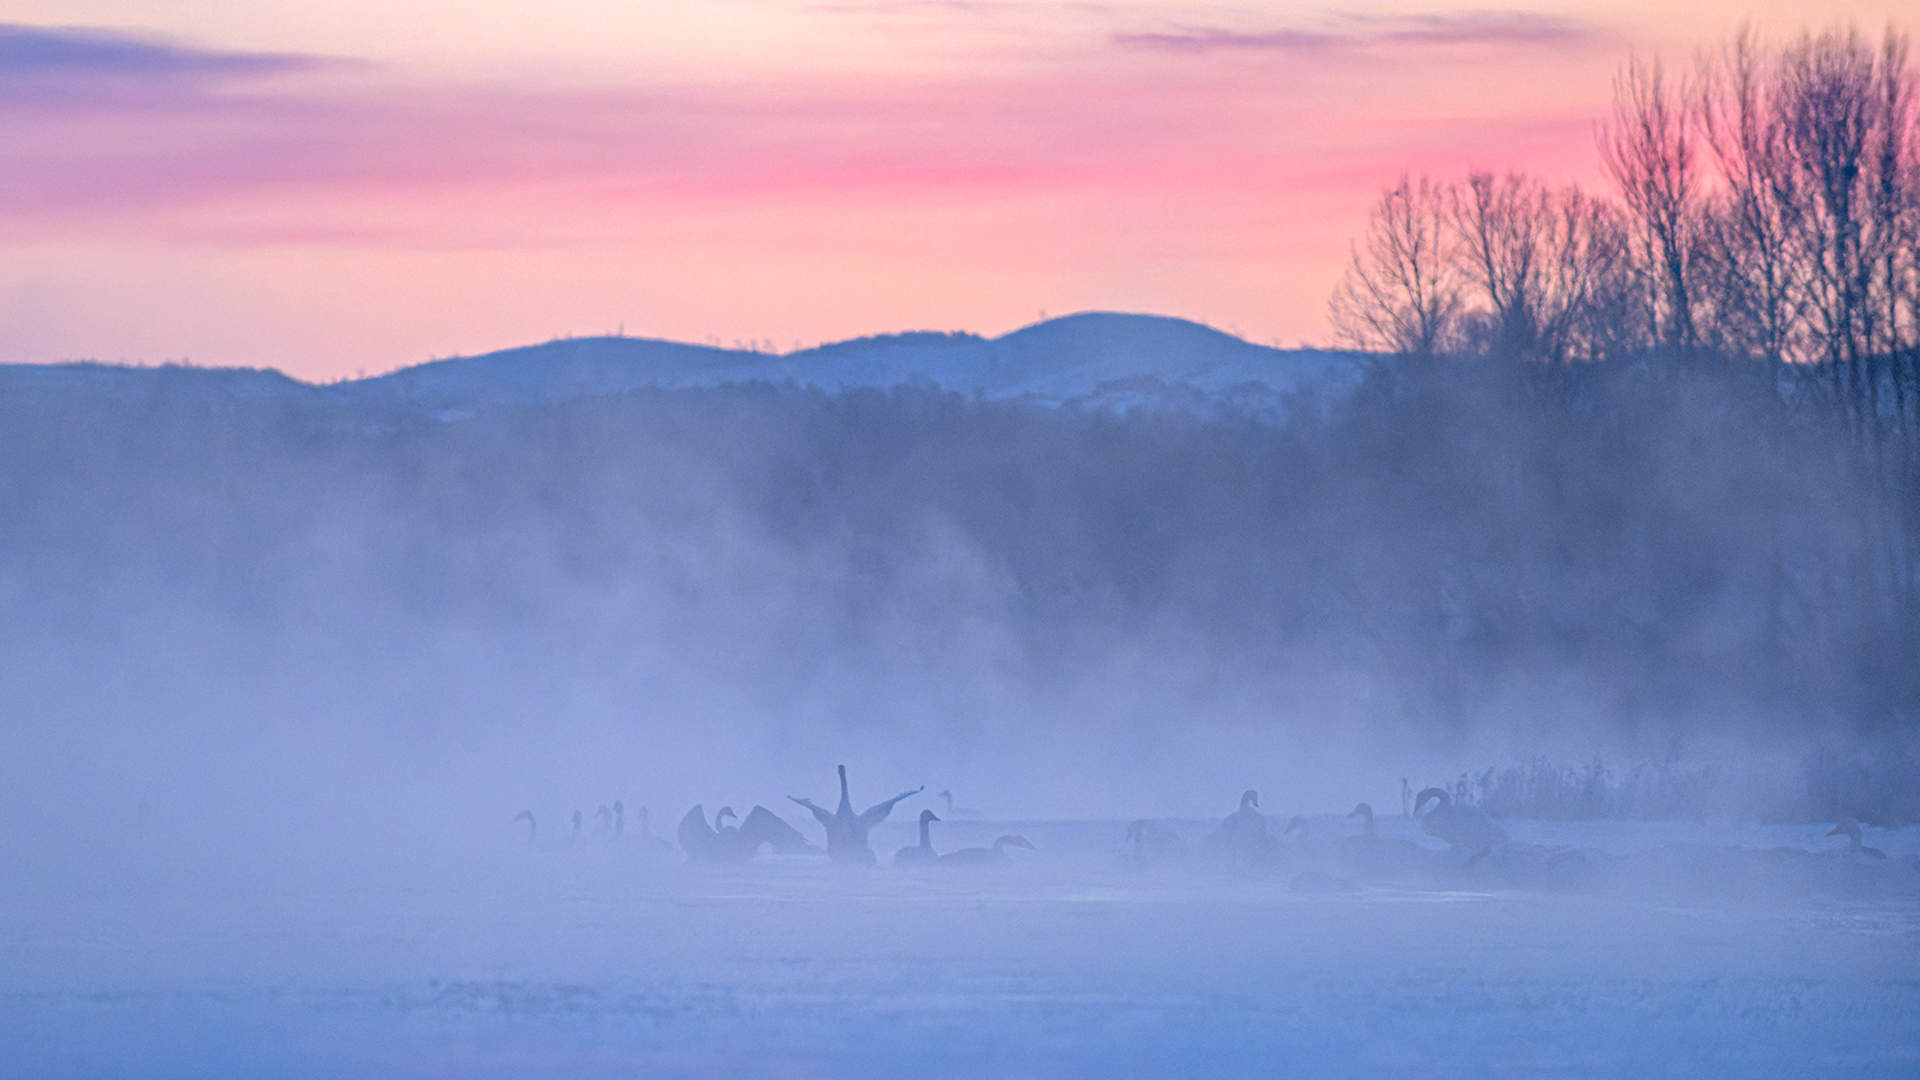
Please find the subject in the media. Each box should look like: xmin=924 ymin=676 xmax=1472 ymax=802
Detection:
xmin=939 ymin=835 xmax=1035 ymax=866
xmin=630 ymin=806 xmax=672 ymax=855
xmin=1124 ymin=819 xmax=1187 ymax=863
xmin=1413 ymin=787 xmax=1508 ymax=859
xmin=510 ymin=810 xmax=577 ymax=853
xmin=1826 ymin=817 xmax=1888 ymax=859
xmin=1202 ymin=790 xmax=1281 ymax=867
xmin=895 ymin=809 xmax=941 ymax=864
xmin=1337 ymin=802 xmax=1431 ymax=879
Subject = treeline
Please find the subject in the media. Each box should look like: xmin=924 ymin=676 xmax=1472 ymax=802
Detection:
xmin=1330 ymin=23 xmax=1920 ymax=675
xmin=1332 ymin=25 xmax=1919 ymax=370
xmin=2 ymin=361 xmax=1913 ymax=773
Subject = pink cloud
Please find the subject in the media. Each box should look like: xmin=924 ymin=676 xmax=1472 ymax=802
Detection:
xmin=0 ymin=16 xmax=1632 ymax=373
xmin=0 ymin=51 xmax=1609 ymax=246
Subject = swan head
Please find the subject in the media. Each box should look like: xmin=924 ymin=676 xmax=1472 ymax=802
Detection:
xmin=1240 ymin=790 xmax=1259 ymax=811
xmin=512 ymin=810 xmax=534 ymax=824
xmin=838 ymin=765 xmax=848 ymax=781
xmin=716 ymin=806 xmax=737 ymax=825
xmin=1827 ymin=818 xmax=1863 ymax=842
xmin=1414 ymin=787 xmax=1450 ymax=815
xmin=613 ymin=800 xmax=624 ymax=815
xmin=919 ymin=808 xmax=940 ymax=824
xmin=995 ymin=835 xmax=1036 ymax=852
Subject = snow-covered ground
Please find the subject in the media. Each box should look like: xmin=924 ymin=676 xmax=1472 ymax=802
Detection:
xmin=4 ymin=815 xmax=1915 ymax=1079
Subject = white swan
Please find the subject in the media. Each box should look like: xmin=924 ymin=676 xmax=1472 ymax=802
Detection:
xmin=936 ymin=790 xmax=980 ymax=817
xmin=1202 ymin=790 xmax=1280 ymax=867
xmin=1337 ymin=802 xmax=1431 ymax=879
xmin=1124 ymin=819 xmax=1187 ymax=863
xmin=939 ymin=835 xmax=1035 ymax=866
xmin=1413 ymin=787 xmax=1507 ymax=858
xmin=630 ymin=806 xmax=672 ymax=856
xmin=509 ymin=810 xmax=577 ymax=853
xmin=895 ymin=809 xmax=941 ymax=864
xmin=677 ymin=804 xmax=817 ymax=863
xmin=789 ymin=765 xmax=923 ymax=864
xmin=1826 ymin=818 xmax=1888 ymax=859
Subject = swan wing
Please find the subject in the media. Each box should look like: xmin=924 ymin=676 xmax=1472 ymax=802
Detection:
xmin=856 ymin=786 xmax=925 ymax=829
xmin=743 ymin=806 xmax=817 ymax=854
xmin=676 ymin=806 xmax=716 ymax=857
xmin=787 ymin=795 xmax=835 ymax=828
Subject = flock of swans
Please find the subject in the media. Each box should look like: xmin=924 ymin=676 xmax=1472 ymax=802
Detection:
xmin=511 ymin=766 xmax=1915 ymax=890
xmin=513 ymin=765 xmax=1039 ymax=868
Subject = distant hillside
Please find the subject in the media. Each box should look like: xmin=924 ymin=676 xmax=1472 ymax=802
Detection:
xmin=0 ymin=313 xmax=1364 ymax=415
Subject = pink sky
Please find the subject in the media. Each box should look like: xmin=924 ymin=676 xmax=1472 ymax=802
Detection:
xmin=0 ymin=1 xmax=1907 ymax=381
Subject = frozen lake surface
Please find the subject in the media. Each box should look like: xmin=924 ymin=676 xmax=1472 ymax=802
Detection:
xmin=5 ymin=816 xmax=1917 ymax=1079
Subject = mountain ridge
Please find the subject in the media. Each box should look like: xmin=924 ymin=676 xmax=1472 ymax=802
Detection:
xmin=1 ymin=312 xmax=1364 ymax=413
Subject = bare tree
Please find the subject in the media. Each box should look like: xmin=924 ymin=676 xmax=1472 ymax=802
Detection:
xmin=1698 ymin=29 xmax=1806 ymax=363
xmin=1330 ymin=175 xmax=1463 ymax=355
xmin=1601 ymin=55 xmax=1704 ymax=350
xmin=1781 ymin=27 xmax=1883 ymax=372
xmin=1450 ymin=172 xmax=1546 ymax=358
xmin=1698 ymin=25 xmax=1920 ymax=609
xmin=1449 ymin=172 xmax=1641 ymax=362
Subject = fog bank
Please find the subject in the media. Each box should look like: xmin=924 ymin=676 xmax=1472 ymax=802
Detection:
xmin=3 ymin=333 xmax=1916 ymax=881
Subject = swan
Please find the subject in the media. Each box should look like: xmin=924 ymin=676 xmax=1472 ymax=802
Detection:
xmin=936 ymin=790 xmax=980 ymax=817
xmin=939 ymin=835 xmax=1035 ymax=866
xmin=1413 ymin=787 xmax=1507 ymax=858
xmin=1337 ymin=802 xmax=1431 ymax=879
xmin=570 ymin=809 xmax=584 ymax=838
xmin=630 ymin=806 xmax=673 ymax=855
xmin=741 ymin=805 xmax=819 ymax=854
xmin=1202 ymin=790 xmax=1280 ymax=867
xmin=1124 ymin=819 xmax=1187 ymax=863
xmin=1347 ymin=802 xmax=1378 ymax=838
xmin=612 ymin=800 xmax=625 ymax=836
xmin=1222 ymin=790 xmax=1266 ymax=837
xmin=895 ymin=809 xmax=941 ymax=864
xmin=789 ymin=765 xmax=923 ymax=864
xmin=1826 ymin=818 xmax=1888 ymax=859
xmin=676 ymin=803 xmax=818 ymax=862
xmin=677 ymin=804 xmax=745 ymax=862
xmin=594 ymin=804 xmax=613 ymax=833
xmin=509 ymin=810 xmax=577 ymax=853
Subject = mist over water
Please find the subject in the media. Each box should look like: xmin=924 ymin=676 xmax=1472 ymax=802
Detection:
xmin=3 ymin=333 xmax=1917 ymax=1077
xmin=3 ymin=349 xmax=1910 ymax=836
